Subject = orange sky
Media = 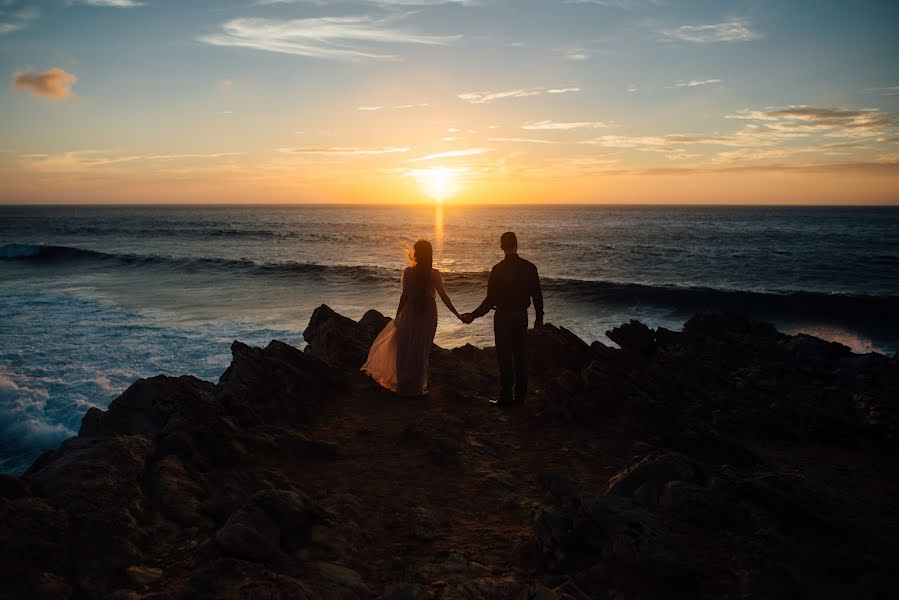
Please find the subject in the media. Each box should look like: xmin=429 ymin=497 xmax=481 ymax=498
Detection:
xmin=2 ymin=0 xmax=898 ymax=204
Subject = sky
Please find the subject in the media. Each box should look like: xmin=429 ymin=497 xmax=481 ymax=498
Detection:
xmin=1 ymin=0 xmax=897 ymax=204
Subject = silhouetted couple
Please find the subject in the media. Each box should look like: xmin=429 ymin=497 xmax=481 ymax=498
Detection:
xmin=362 ymin=232 xmax=543 ymax=406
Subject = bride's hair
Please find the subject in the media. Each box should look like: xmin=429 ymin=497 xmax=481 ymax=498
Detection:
xmin=407 ymin=239 xmax=433 ymax=303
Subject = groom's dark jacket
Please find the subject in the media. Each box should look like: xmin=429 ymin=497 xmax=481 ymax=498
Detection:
xmin=471 ymin=254 xmax=544 ymax=319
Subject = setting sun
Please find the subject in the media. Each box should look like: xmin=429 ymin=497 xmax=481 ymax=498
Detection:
xmin=415 ymin=167 xmax=461 ymax=202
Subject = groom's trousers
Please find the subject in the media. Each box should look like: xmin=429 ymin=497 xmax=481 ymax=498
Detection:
xmin=494 ymin=308 xmax=529 ymax=402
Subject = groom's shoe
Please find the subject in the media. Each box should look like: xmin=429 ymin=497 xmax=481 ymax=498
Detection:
xmin=490 ymin=397 xmax=514 ymax=407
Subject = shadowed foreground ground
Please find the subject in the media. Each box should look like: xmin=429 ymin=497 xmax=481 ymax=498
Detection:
xmin=2 ymin=306 xmax=898 ymax=599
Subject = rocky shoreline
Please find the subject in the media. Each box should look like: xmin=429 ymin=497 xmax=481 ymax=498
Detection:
xmin=2 ymin=306 xmax=898 ymax=599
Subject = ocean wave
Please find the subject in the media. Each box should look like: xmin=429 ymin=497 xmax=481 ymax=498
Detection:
xmin=4 ymin=243 xmax=898 ymax=326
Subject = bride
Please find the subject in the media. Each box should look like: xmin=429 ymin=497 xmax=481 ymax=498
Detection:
xmin=362 ymin=239 xmax=463 ymax=396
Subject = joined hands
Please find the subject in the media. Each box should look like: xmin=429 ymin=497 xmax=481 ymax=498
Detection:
xmin=459 ymin=312 xmax=474 ymax=324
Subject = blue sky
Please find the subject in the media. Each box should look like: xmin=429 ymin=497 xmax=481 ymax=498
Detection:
xmin=1 ymin=0 xmax=897 ymax=203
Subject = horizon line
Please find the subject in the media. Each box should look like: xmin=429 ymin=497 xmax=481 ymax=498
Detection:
xmin=1 ymin=202 xmax=898 ymax=208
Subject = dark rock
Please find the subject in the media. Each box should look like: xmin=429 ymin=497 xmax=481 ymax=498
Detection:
xmin=538 ymin=471 xmax=580 ymax=505
xmin=410 ymin=506 xmax=439 ymax=541
xmin=215 ymin=504 xmax=281 ymax=562
xmin=0 ymin=474 xmax=30 ymax=499
xmin=303 ymin=304 xmax=386 ymax=369
xmin=186 ymin=558 xmax=318 ymax=600
xmin=358 ymin=308 xmax=391 ymax=340
xmin=428 ymin=436 xmax=460 ymax=467
xmin=148 ymin=454 xmax=210 ymax=529
xmin=306 ymin=561 xmax=370 ymax=598
xmin=658 ymin=480 xmax=724 ymax=524
xmin=219 ymin=338 xmax=339 ymax=422
xmin=607 ymin=451 xmax=705 ymax=504
xmin=606 ymin=320 xmax=656 ymax=357
xmin=78 ymin=375 xmax=218 ymax=438
xmin=528 ymin=324 xmax=592 ymax=375
xmin=384 ymin=582 xmax=433 ymax=600
xmin=214 ymin=487 xmax=313 ymax=561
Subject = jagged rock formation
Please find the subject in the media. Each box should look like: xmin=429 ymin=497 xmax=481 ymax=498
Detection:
xmin=1 ymin=306 xmax=897 ymax=599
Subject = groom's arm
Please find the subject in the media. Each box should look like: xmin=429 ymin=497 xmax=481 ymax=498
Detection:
xmin=470 ymin=266 xmax=497 ymax=319
xmin=532 ymin=264 xmax=544 ymax=327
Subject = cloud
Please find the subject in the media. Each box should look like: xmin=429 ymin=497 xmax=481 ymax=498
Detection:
xmin=458 ymin=88 xmax=543 ymax=104
xmin=727 ymin=106 xmax=898 ymax=138
xmin=457 ymin=86 xmax=579 ymax=104
xmin=280 ymin=146 xmax=410 ymax=156
xmin=199 ymin=15 xmax=459 ymax=62
xmin=547 ymin=87 xmax=580 ymax=94
xmin=671 ymin=78 xmax=722 ymax=88
xmin=522 ymin=120 xmax=613 ymax=130
xmin=68 ymin=0 xmax=145 ymax=6
xmin=863 ymin=86 xmax=899 ymax=96
xmin=0 ymin=6 xmax=39 ymax=36
xmin=639 ymin=157 xmax=899 ymax=176
xmin=655 ymin=20 xmax=762 ymax=43
xmin=626 ymin=84 xmax=638 ymax=93
xmin=565 ymin=0 xmax=665 ymax=7
xmin=488 ymin=137 xmax=559 ymax=144
xmin=11 ymin=68 xmax=77 ymax=99
xmin=410 ymin=147 xmax=492 ymax=161
xmin=18 ymin=150 xmax=244 ymax=172
xmin=256 ymin=0 xmax=479 ymax=5
xmin=581 ymin=134 xmax=741 ymax=153
xmin=562 ymin=49 xmax=590 ymax=61
xmin=357 ymin=103 xmax=429 ymax=110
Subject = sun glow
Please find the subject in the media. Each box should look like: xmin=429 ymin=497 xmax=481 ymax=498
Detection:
xmin=414 ymin=167 xmax=461 ymax=202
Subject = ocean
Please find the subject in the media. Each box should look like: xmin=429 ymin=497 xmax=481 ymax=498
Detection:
xmin=1 ymin=204 xmax=898 ymax=473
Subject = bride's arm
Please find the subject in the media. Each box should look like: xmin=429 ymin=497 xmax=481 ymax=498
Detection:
xmin=396 ymin=268 xmax=409 ymax=319
xmin=434 ymin=270 xmax=462 ymax=320
xmin=396 ymin=291 xmax=407 ymax=320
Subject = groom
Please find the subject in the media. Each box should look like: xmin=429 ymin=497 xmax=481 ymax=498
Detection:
xmin=462 ymin=232 xmax=543 ymax=406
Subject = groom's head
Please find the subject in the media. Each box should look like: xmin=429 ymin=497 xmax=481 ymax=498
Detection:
xmin=500 ymin=231 xmax=518 ymax=255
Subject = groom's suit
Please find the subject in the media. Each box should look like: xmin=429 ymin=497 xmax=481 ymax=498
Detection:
xmin=470 ymin=253 xmax=543 ymax=403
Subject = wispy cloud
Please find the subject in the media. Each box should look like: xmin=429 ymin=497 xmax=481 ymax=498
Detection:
xmin=458 ymin=88 xmax=543 ymax=104
xmin=863 ymin=86 xmax=899 ymax=96
xmin=561 ymin=48 xmax=590 ymax=61
xmin=0 ymin=6 xmax=39 ymax=36
xmin=639 ymin=156 xmax=899 ymax=176
xmin=19 ymin=150 xmax=244 ymax=172
xmin=522 ymin=120 xmax=613 ymax=130
xmin=357 ymin=103 xmax=429 ymax=111
xmin=670 ymin=78 xmax=722 ymax=88
xmin=488 ymin=137 xmax=559 ymax=144
xmin=68 ymin=0 xmax=145 ymax=7
xmin=655 ymin=20 xmax=762 ymax=44
xmin=199 ymin=15 xmax=459 ymax=62
xmin=11 ymin=68 xmax=77 ymax=100
xmin=256 ymin=0 xmax=479 ymax=5
xmin=457 ymin=86 xmax=579 ymax=104
xmin=727 ymin=106 xmax=897 ymax=138
xmin=582 ymin=134 xmax=732 ymax=149
xmin=279 ymin=146 xmax=410 ymax=156
xmin=410 ymin=147 xmax=492 ymax=161
xmin=548 ymin=87 xmax=580 ymax=94
xmin=565 ymin=0 xmax=665 ymax=7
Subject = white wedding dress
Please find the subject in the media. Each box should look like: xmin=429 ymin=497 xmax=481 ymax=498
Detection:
xmin=361 ymin=267 xmax=440 ymax=396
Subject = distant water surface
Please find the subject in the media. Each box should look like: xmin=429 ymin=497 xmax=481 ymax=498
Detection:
xmin=1 ymin=204 xmax=898 ymax=472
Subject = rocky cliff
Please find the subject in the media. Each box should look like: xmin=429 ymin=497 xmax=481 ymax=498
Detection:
xmin=2 ymin=306 xmax=898 ymax=599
